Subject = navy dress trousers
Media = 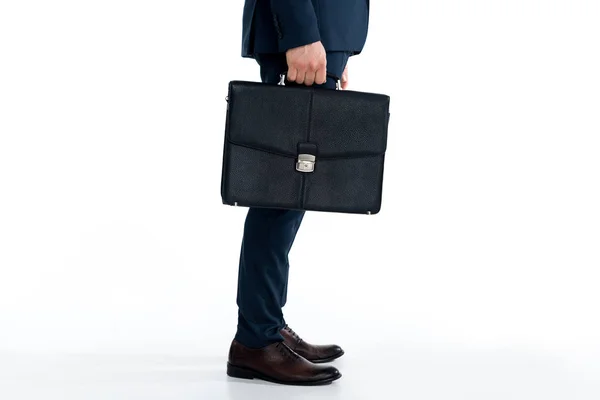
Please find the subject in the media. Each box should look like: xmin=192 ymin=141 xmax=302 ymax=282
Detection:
xmin=235 ymin=0 xmax=370 ymax=349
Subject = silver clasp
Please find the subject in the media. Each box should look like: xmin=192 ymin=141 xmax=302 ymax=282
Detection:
xmin=296 ymin=154 xmax=316 ymax=173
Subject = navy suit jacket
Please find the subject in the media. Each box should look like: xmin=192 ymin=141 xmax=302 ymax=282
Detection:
xmin=242 ymin=0 xmax=369 ymax=57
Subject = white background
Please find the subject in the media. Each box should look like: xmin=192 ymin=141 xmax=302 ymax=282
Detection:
xmin=1 ymin=0 xmax=599 ymax=399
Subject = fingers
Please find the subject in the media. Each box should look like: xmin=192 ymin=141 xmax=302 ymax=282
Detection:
xmin=304 ymin=70 xmax=315 ymax=86
xmin=304 ymin=62 xmax=326 ymax=86
xmin=315 ymin=67 xmax=327 ymax=85
xmin=294 ymin=70 xmax=306 ymax=85
xmin=288 ymin=63 xmax=333 ymax=87
xmin=296 ymin=63 xmax=325 ymax=86
xmin=287 ymin=67 xmax=298 ymax=83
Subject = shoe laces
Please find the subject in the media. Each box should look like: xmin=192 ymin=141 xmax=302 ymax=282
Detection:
xmin=284 ymin=325 xmax=304 ymax=346
xmin=276 ymin=342 xmax=300 ymax=360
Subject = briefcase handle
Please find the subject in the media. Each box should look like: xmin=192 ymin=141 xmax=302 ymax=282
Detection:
xmin=278 ymin=73 xmax=342 ymax=90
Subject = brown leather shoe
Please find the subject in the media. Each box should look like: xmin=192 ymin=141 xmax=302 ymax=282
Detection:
xmin=281 ymin=325 xmax=345 ymax=364
xmin=227 ymin=340 xmax=341 ymax=386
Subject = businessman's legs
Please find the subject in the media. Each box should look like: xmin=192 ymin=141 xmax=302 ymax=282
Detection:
xmin=228 ymin=52 xmax=350 ymax=385
xmin=235 ymin=53 xmax=346 ymax=349
xmin=235 ymin=207 xmax=304 ymax=348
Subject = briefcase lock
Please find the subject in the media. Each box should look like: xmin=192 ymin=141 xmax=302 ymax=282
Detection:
xmin=296 ymin=154 xmax=316 ymax=173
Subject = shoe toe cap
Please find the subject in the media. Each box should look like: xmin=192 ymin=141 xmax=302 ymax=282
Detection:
xmin=322 ymin=345 xmax=344 ymax=358
xmin=316 ymin=365 xmax=341 ymax=380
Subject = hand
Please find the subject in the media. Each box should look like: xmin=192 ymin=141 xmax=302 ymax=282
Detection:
xmin=286 ymin=41 xmax=327 ymax=86
xmin=341 ymin=66 xmax=349 ymax=90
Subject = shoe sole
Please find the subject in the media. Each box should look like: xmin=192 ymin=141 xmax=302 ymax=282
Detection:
xmin=309 ymin=350 xmax=345 ymax=364
xmin=227 ymin=363 xmax=342 ymax=386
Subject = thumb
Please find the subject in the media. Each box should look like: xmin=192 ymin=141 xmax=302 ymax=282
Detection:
xmin=341 ymin=66 xmax=349 ymax=89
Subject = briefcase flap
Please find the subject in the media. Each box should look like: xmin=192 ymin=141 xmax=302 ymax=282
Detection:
xmin=227 ymin=81 xmax=390 ymax=159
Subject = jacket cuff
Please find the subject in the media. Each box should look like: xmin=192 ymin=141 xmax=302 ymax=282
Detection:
xmin=271 ymin=1 xmax=321 ymax=52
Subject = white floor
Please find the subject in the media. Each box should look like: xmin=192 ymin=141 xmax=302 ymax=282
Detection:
xmin=2 ymin=343 xmax=599 ymax=400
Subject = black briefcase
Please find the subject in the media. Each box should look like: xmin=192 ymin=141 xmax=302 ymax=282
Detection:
xmin=221 ymin=79 xmax=390 ymax=215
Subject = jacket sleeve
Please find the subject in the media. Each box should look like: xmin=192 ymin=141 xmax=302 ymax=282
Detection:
xmin=270 ymin=0 xmax=321 ymax=52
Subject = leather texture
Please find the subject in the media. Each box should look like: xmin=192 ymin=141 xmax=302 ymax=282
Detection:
xmin=281 ymin=325 xmax=345 ymax=364
xmin=221 ymin=80 xmax=390 ymax=214
xmin=227 ymin=340 xmax=341 ymax=385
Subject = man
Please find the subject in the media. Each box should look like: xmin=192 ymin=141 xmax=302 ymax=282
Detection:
xmin=227 ymin=0 xmax=370 ymax=386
